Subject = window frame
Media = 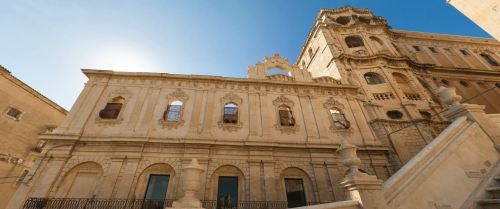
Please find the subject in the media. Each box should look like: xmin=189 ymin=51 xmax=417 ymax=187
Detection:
xmin=386 ymin=110 xmax=404 ymax=119
xmin=3 ymin=106 xmax=23 ymax=121
xmin=345 ymin=36 xmax=365 ymax=48
xmin=278 ymin=105 xmax=295 ymax=127
xmin=329 ymin=108 xmax=350 ymax=129
xmin=222 ymin=102 xmax=239 ymax=124
xmin=164 ymin=101 xmax=183 ymax=122
xmin=480 ymin=53 xmax=500 ymax=66
xmin=363 ymin=72 xmax=384 ymax=85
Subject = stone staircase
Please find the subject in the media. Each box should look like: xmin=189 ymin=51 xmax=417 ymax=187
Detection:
xmin=477 ymin=174 xmax=500 ymax=209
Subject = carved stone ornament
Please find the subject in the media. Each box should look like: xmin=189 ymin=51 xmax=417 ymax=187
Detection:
xmin=436 ymin=86 xmax=462 ymax=106
xmin=220 ymin=92 xmax=242 ymax=104
xmin=272 ymin=95 xmax=294 ymax=107
xmin=167 ymin=89 xmax=189 ymax=102
xmin=323 ymin=97 xmax=345 ymax=109
xmin=158 ymin=89 xmax=189 ymax=129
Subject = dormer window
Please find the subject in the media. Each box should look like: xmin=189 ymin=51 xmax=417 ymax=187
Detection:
xmin=164 ymin=101 xmax=183 ymax=122
xmin=278 ymin=105 xmax=295 ymax=126
xmin=223 ymin=103 xmax=238 ymax=124
xmin=99 ymin=96 xmax=125 ymax=119
xmin=412 ymin=46 xmax=421 ymax=52
xmin=345 ymin=36 xmax=364 ymax=48
xmin=429 ymin=47 xmax=438 ymax=53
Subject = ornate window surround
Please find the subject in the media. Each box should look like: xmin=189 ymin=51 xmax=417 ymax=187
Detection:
xmin=217 ymin=92 xmax=243 ymax=132
xmin=273 ymin=95 xmax=299 ymax=134
xmin=159 ymin=89 xmax=189 ymax=129
xmin=323 ymin=97 xmax=352 ymax=134
xmin=95 ymin=87 xmax=132 ymax=127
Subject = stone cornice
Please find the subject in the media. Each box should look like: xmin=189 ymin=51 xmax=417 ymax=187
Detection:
xmin=336 ymin=53 xmax=500 ymax=78
xmin=392 ymin=29 xmax=500 ymax=46
xmin=42 ymin=136 xmax=389 ymax=152
xmin=0 ymin=66 xmax=68 ymax=114
xmin=82 ymin=69 xmax=358 ymax=91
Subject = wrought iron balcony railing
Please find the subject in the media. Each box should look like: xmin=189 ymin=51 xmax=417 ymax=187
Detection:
xmin=23 ymin=198 xmax=330 ymax=209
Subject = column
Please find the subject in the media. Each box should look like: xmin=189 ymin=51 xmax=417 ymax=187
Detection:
xmin=96 ymin=156 xmax=125 ymax=198
xmin=262 ymin=161 xmax=279 ymax=201
xmin=248 ymin=160 xmax=263 ymax=201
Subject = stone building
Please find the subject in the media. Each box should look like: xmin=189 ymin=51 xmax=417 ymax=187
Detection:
xmin=296 ymin=6 xmax=500 ymax=167
xmin=0 ymin=66 xmax=67 ymax=209
xmin=448 ymin=0 xmax=500 ymax=41
xmin=6 ymin=6 xmax=500 ymax=209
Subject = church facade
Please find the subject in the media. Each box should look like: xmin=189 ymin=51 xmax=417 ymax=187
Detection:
xmin=7 ymin=6 xmax=500 ymax=209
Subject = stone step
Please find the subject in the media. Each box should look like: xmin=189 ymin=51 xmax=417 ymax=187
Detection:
xmin=477 ymin=199 xmax=500 ymax=209
xmin=486 ymin=187 xmax=500 ymax=199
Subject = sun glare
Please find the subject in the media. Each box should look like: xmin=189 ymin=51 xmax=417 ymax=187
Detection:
xmin=89 ymin=46 xmax=158 ymax=72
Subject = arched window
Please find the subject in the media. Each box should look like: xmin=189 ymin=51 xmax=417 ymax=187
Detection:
xmin=386 ymin=110 xmax=403 ymax=119
xmin=278 ymin=105 xmax=295 ymax=126
xmin=364 ymin=72 xmax=384 ymax=85
xmin=345 ymin=36 xmax=364 ymax=48
xmin=459 ymin=80 xmax=469 ymax=87
xmin=480 ymin=53 xmax=499 ymax=66
xmin=223 ymin=103 xmax=238 ymax=124
xmin=330 ymin=109 xmax=350 ymax=129
xmin=308 ymin=47 xmax=314 ymax=59
xmin=164 ymin=101 xmax=183 ymax=122
xmin=99 ymin=96 xmax=125 ymax=119
xmin=392 ymin=73 xmax=415 ymax=94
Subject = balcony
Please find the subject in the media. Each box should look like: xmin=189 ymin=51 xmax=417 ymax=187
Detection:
xmin=23 ymin=198 xmax=330 ymax=209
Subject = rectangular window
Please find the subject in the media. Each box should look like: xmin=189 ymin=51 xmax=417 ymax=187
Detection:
xmin=412 ymin=46 xmax=420 ymax=52
xmin=279 ymin=110 xmax=295 ymax=126
xmin=480 ymin=53 xmax=500 ymax=66
xmin=428 ymin=47 xmax=438 ymax=53
xmin=223 ymin=107 xmax=238 ymax=123
xmin=145 ymin=175 xmax=170 ymax=200
xmin=460 ymin=49 xmax=469 ymax=55
xmin=166 ymin=105 xmax=182 ymax=121
xmin=5 ymin=107 xmax=22 ymax=120
xmin=285 ymin=178 xmax=306 ymax=208
xmin=217 ymin=176 xmax=238 ymax=209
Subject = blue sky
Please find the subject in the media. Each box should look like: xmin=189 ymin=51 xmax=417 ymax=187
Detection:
xmin=0 ymin=0 xmax=491 ymax=109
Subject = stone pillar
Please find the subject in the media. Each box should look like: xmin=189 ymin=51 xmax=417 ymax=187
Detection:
xmin=262 ymin=161 xmax=279 ymax=201
xmin=338 ymin=141 xmax=388 ymax=209
xmin=97 ymin=156 xmax=125 ymax=198
xmin=248 ymin=160 xmax=263 ymax=201
xmin=168 ymin=158 xmax=205 ymax=209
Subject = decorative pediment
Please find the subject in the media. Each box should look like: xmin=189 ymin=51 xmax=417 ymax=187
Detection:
xmin=167 ymin=89 xmax=189 ymax=102
xmin=273 ymin=95 xmax=294 ymax=107
xmin=323 ymin=97 xmax=345 ymax=109
xmin=220 ymin=92 xmax=242 ymax=104
xmin=247 ymin=54 xmax=313 ymax=82
xmin=109 ymin=87 xmax=132 ymax=99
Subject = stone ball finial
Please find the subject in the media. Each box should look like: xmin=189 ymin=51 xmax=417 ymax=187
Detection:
xmin=436 ymin=86 xmax=462 ymax=106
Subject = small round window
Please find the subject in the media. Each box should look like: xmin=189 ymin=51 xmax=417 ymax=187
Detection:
xmin=386 ymin=110 xmax=403 ymax=119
